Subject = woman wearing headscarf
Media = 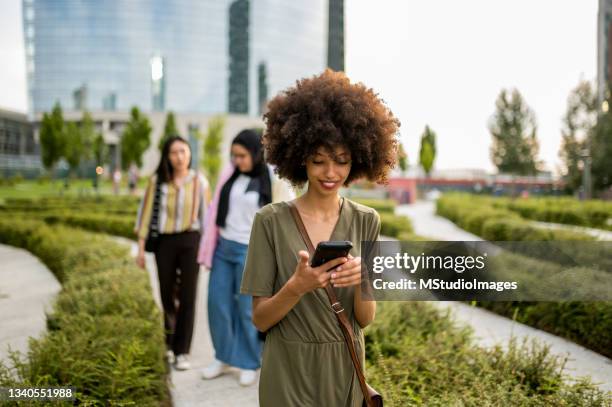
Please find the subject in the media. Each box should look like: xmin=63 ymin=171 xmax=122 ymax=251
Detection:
xmin=198 ymin=129 xmax=294 ymax=386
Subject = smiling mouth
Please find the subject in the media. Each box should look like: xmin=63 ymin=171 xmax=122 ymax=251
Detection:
xmin=320 ymin=180 xmax=340 ymax=188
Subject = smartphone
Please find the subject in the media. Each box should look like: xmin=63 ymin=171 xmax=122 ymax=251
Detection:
xmin=310 ymin=240 xmax=353 ymax=269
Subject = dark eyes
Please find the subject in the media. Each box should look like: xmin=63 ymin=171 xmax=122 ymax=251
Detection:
xmin=312 ymin=160 xmax=350 ymax=165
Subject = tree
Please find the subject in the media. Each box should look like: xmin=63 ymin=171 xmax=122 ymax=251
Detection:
xmin=92 ymin=133 xmax=107 ymax=167
xmin=158 ymin=111 xmax=179 ymax=151
xmin=121 ymin=107 xmax=152 ymax=170
xmin=64 ymin=121 xmax=83 ymax=177
xmin=80 ymin=111 xmax=96 ymax=162
xmin=39 ymin=102 xmax=66 ymax=177
xmin=398 ymin=142 xmax=408 ymax=173
xmin=559 ymin=80 xmax=597 ymax=193
xmin=591 ymin=104 xmax=612 ymax=192
xmin=489 ymin=89 xmax=541 ymax=175
xmin=419 ymin=125 xmax=436 ymax=176
xmin=202 ymin=116 xmax=225 ymax=188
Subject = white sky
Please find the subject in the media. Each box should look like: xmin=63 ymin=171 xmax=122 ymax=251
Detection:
xmin=0 ymin=0 xmax=599 ymax=173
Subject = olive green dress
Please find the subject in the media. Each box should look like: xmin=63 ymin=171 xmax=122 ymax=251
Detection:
xmin=240 ymin=198 xmax=381 ymax=407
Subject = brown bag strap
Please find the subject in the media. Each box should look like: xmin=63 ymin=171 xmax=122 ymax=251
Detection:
xmin=288 ymin=201 xmax=374 ymax=407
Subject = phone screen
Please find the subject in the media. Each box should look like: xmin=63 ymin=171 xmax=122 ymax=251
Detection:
xmin=310 ymin=240 xmax=353 ymax=268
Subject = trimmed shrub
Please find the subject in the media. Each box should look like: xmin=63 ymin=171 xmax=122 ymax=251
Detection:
xmin=436 ymin=193 xmax=594 ymax=241
xmin=504 ymin=198 xmax=612 ymax=231
xmin=435 ymin=192 xmax=611 ymax=360
xmin=366 ymin=302 xmax=609 ymax=406
xmin=380 ymin=213 xmax=414 ymax=238
xmin=481 ymin=218 xmax=595 ymax=242
xmin=353 ymin=198 xmax=396 ymax=214
xmin=43 ymin=212 xmax=134 ymax=239
xmin=0 ymin=217 xmax=170 ymax=406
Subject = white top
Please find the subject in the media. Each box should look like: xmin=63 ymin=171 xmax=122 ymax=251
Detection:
xmin=219 ymin=174 xmax=261 ymax=244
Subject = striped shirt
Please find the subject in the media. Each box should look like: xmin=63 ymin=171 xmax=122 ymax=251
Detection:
xmin=134 ymin=169 xmax=210 ymax=240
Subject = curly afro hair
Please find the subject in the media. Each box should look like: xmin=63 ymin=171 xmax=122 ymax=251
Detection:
xmin=263 ymin=69 xmax=400 ymax=187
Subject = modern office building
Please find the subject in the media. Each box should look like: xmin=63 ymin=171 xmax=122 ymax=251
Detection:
xmin=597 ymin=0 xmax=612 ymax=106
xmin=23 ymin=0 xmax=228 ymax=115
xmin=228 ymin=0 xmax=250 ymax=114
xmin=23 ymin=0 xmax=345 ymax=117
xmin=327 ymin=0 xmax=345 ymax=72
xmin=0 ymin=108 xmax=40 ymax=177
xmin=19 ymin=0 xmax=344 ymax=176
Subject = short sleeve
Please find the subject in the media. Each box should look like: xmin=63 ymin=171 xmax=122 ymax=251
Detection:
xmin=368 ymin=211 xmax=381 ymax=242
xmin=134 ymin=176 xmax=155 ymax=240
xmin=361 ymin=211 xmax=382 ymax=299
xmin=240 ymin=212 xmax=277 ymax=297
xmin=362 ymin=211 xmax=381 ymax=262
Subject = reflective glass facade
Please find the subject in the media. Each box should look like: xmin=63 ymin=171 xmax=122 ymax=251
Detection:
xmin=24 ymin=0 xmax=229 ymax=114
xmin=327 ymin=0 xmax=345 ymax=72
xmin=250 ymin=0 xmax=328 ymax=116
xmin=24 ymin=0 xmax=340 ymax=116
xmin=598 ymin=0 xmax=612 ymax=104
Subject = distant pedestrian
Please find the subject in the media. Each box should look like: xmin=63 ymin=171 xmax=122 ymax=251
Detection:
xmin=128 ymin=163 xmax=139 ymax=195
xmin=134 ymin=136 xmax=210 ymax=371
xmin=112 ymin=168 xmax=122 ymax=195
xmin=198 ymin=129 xmax=294 ymax=387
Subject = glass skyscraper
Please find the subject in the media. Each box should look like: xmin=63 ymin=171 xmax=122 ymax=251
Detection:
xmin=598 ymin=0 xmax=612 ymax=106
xmin=23 ymin=0 xmax=343 ymax=116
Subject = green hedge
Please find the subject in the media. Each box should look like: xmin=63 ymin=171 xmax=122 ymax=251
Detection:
xmin=379 ymin=213 xmax=414 ymax=238
xmin=43 ymin=212 xmax=135 ymax=239
xmin=437 ymin=193 xmax=612 ymax=231
xmin=0 ymin=196 xmax=140 ymax=216
xmin=436 ymin=194 xmax=594 ymax=241
xmin=435 ymin=192 xmax=612 ymax=359
xmin=500 ymin=197 xmax=612 ymax=231
xmin=0 ymin=195 xmax=418 ymax=244
xmin=366 ymin=302 xmax=609 ymax=406
xmin=1 ymin=197 xmax=609 ymax=404
xmin=2 ymin=196 xmax=417 ymax=243
xmin=353 ymin=198 xmax=396 ymax=214
xmin=349 ymin=198 xmax=415 ymax=239
xmin=0 ymin=196 xmax=138 ymax=240
xmin=0 ymin=217 xmax=170 ymax=406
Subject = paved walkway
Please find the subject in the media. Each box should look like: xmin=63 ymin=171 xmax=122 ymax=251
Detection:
xmin=395 ymin=199 xmax=483 ymax=241
xmin=396 ymin=200 xmax=612 ymax=392
xmin=0 ymin=244 xmax=61 ymax=365
xmin=113 ymin=237 xmax=259 ymax=407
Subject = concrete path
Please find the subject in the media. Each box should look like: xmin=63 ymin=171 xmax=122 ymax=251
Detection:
xmin=0 ymin=244 xmax=61 ymax=365
xmin=396 ymin=199 xmax=483 ymax=241
xmin=396 ymin=200 xmax=612 ymax=392
xmin=113 ymin=237 xmax=259 ymax=407
xmin=435 ymin=301 xmax=612 ymax=392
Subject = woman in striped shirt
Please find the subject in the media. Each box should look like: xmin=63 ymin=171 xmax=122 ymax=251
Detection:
xmin=134 ymin=135 xmax=210 ymax=371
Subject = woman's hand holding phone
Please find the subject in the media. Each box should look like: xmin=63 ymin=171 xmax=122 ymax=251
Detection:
xmin=329 ymin=254 xmax=362 ymax=288
xmin=287 ymin=250 xmax=348 ymax=296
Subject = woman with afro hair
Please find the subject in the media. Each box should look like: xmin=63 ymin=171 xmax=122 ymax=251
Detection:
xmin=240 ymin=69 xmax=400 ymax=406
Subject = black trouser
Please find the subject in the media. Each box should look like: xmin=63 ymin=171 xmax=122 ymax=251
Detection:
xmin=154 ymin=230 xmax=201 ymax=356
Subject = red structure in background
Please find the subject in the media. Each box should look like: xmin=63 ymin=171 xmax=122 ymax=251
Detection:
xmin=383 ymin=174 xmax=565 ymax=205
xmin=387 ymin=178 xmax=418 ymax=204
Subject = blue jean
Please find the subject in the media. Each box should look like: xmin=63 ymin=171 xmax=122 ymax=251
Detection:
xmin=208 ymin=236 xmax=262 ymax=369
